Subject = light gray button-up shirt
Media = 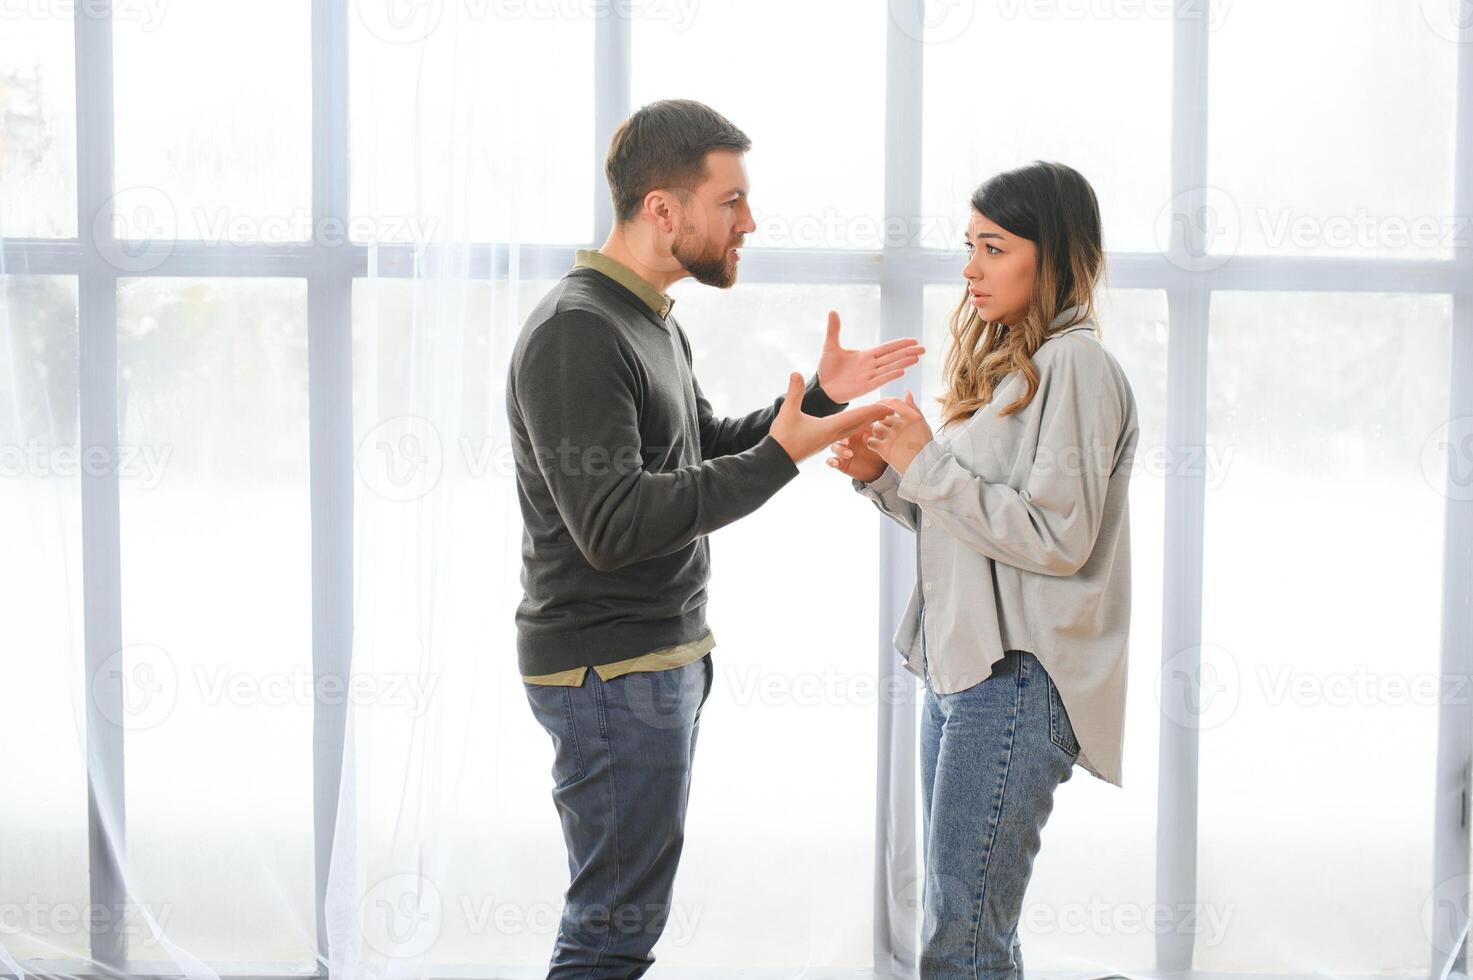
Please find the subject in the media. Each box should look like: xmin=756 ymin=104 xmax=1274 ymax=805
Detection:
xmin=855 ymin=307 xmax=1139 ymax=786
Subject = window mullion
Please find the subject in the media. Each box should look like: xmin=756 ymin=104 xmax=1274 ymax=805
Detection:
xmin=1429 ymin=13 xmax=1473 ymax=976
xmin=1156 ymin=3 xmax=1213 ymax=974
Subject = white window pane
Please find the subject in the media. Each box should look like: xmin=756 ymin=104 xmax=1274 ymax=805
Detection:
xmin=0 ymin=12 xmax=77 ymax=237
xmin=0 ymin=276 xmax=89 ymax=960
xmin=114 ymin=2 xmax=311 ymax=242
xmin=632 ymin=2 xmax=886 ymax=250
xmin=919 ymin=285 xmax=1168 ymax=970
xmin=350 ymin=7 xmax=593 ymax=244
xmin=921 ymin=3 xmax=1171 ymax=252
xmin=1207 ymin=0 xmax=1459 ymax=259
xmin=1198 ymin=292 xmax=1452 ymax=973
xmin=116 ymin=278 xmax=316 ymax=966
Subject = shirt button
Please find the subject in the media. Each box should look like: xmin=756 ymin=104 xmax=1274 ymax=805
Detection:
xmin=924 ymin=517 xmax=933 ymax=528
xmin=925 ymin=582 xmax=934 ymax=592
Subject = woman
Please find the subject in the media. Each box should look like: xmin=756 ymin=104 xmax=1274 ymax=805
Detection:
xmin=828 ymin=161 xmax=1139 ymax=978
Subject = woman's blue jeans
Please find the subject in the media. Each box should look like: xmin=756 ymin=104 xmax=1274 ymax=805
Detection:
xmin=918 ymin=606 xmax=1081 ymax=979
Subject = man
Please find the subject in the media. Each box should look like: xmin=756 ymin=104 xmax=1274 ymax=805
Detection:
xmin=505 ymin=99 xmax=925 ymax=977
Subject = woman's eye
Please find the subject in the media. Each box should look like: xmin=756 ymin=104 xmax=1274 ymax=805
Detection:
xmin=985 ymin=244 xmax=1001 ymax=255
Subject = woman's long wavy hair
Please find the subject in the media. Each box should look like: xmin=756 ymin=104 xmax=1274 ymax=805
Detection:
xmin=939 ymin=161 xmax=1105 ymax=429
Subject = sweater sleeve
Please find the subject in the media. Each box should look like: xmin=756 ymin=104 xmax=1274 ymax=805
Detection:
xmin=513 ymin=311 xmax=800 ymax=572
xmin=895 ymin=342 xmax=1126 ymax=576
xmin=672 ymin=320 xmax=848 ymax=460
xmin=693 ymin=371 xmax=847 ymax=460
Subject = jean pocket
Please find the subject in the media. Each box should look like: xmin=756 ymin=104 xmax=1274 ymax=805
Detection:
xmin=525 ymin=684 xmax=586 ymax=788
xmin=1044 ymin=671 xmax=1081 ymax=758
xmin=698 ymin=652 xmax=714 ymax=710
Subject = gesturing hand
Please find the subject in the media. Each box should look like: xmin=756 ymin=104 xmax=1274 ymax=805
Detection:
xmin=866 ymin=389 xmax=935 ymax=475
xmin=770 ymin=373 xmax=893 ymax=464
xmin=817 ymin=311 xmax=925 ymax=403
xmin=826 ymin=431 xmax=887 ymax=483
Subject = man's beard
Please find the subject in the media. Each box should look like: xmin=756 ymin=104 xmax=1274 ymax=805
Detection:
xmin=672 ymin=221 xmax=737 ymax=288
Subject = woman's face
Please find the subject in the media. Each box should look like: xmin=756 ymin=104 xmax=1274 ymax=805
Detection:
xmin=961 ymin=209 xmax=1037 ymax=326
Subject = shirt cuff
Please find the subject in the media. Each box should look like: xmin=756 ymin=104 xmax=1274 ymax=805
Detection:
xmin=897 ymin=439 xmax=944 ymax=503
xmin=801 ymin=372 xmax=849 ymax=417
xmin=854 ymin=465 xmax=902 ymax=496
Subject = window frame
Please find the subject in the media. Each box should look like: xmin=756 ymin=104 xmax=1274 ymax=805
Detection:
xmin=2 ymin=0 xmax=1470 ymax=976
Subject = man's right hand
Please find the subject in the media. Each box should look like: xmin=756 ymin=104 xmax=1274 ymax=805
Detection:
xmin=770 ymin=372 xmax=892 ymax=465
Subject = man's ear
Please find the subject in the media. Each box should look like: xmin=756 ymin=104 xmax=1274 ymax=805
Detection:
xmin=643 ymin=189 xmax=677 ymax=235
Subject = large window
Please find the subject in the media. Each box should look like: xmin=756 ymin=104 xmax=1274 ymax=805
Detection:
xmin=1 ymin=0 xmax=1469 ymax=976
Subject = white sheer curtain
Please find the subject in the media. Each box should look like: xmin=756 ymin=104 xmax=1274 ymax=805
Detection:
xmin=3 ymin=1 xmax=1472 ymax=979
xmin=331 ymin=5 xmax=883 ymax=975
xmin=326 ymin=7 xmax=553 ymax=977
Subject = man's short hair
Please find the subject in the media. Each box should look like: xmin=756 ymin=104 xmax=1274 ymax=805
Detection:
xmin=605 ymin=99 xmax=751 ymax=223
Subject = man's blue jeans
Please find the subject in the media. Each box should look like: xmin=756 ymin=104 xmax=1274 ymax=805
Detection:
xmin=523 ymin=653 xmax=714 ymax=979
xmin=919 ymin=607 xmax=1080 ymax=979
